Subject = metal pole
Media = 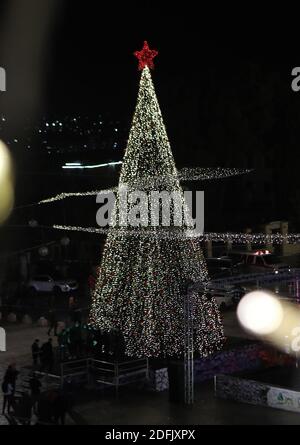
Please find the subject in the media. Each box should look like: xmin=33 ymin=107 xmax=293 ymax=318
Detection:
xmin=184 ymin=285 xmax=194 ymax=404
xmin=60 ymin=363 xmax=64 ymax=389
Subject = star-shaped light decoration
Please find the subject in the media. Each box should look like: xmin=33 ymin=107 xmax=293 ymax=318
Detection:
xmin=134 ymin=41 xmax=158 ymax=71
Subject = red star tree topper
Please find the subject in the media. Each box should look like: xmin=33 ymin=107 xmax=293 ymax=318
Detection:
xmin=134 ymin=41 xmax=158 ymax=70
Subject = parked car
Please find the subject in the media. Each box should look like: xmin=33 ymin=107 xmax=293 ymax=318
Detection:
xmin=207 ymin=284 xmax=246 ymax=311
xmin=206 ymin=257 xmax=237 ymax=278
xmin=27 ymin=275 xmax=78 ymax=294
xmin=227 ymin=250 xmax=292 ymax=275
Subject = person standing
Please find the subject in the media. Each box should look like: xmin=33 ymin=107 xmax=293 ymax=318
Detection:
xmin=47 ymin=309 xmax=58 ymax=337
xmin=69 ymin=299 xmax=78 ymax=324
xmin=2 ymin=378 xmax=14 ymax=414
xmin=53 ymin=390 xmax=69 ymax=425
xmin=58 ymin=329 xmax=65 ymax=361
xmin=2 ymin=363 xmax=18 ymax=414
xmin=40 ymin=341 xmax=47 ymax=372
xmin=29 ymin=373 xmax=42 ymax=413
xmin=31 ymin=339 xmax=40 ymax=367
xmin=4 ymin=363 xmax=19 ymax=391
xmin=47 ymin=338 xmax=54 ymax=373
xmin=69 ymin=322 xmax=82 ymax=359
xmin=41 ymin=339 xmax=54 ymax=373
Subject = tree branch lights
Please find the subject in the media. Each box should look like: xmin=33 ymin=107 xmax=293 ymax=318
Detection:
xmin=89 ymin=64 xmax=224 ymax=358
xmin=120 ymin=67 xmax=179 ymax=187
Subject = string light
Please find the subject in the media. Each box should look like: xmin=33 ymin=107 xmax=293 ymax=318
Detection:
xmin=52 ymin=224 xmax=300 ymax=245
xmin=199 ymin=232 xmax=300 ymax=244
xmin=178 ymin=167 xmax=253 ymax=181
xmin=38 ymin=165 xmax=250 ymax=205
xmin=62 ymin=161 xmax=122 ymax=170
xmin=39 ymin=189 xmax=116 ymax=205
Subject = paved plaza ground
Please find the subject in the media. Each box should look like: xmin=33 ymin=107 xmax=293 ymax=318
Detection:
xmin=74 ymin=381 xmax=300 ymax=425
xmin=0 ymin=324 xmax=53 ymax=368
xmin=0 ymin=310 xmax=300 ymax=425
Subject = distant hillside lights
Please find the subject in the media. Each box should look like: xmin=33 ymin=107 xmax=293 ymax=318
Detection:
xmin=0 ymin=67 xmax=6 ymax=92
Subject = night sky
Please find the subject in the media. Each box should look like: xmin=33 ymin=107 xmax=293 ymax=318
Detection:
xmin=1 ymin=1 xmax=300 ymax=252
xmin=0 ymin=2 xmax=296 ymax=119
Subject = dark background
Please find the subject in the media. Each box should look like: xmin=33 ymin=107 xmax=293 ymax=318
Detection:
xmin=0 ymin=1 xmax=300 ymax=256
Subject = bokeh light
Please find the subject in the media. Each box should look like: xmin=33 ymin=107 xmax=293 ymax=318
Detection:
xmin=237 ymin=290 xmax=284 ymax=336
xmin=0 ymin=140 xmax=14 ymax=224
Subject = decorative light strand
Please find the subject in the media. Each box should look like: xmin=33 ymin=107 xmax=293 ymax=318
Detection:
xmin=53 ymin=224 xmax=300 ymax=245
xmin=200 ymin=232 xmax=300 ymax=245
xmin=38 ymin=167 xmax=251 ymax=206
xmin=62 ymin=161 xmax=122 ymax=170
xmin=39 ymin=189 xmax=116 ymax=205
xmin=178 ymin=167 xmax=253 ymax=181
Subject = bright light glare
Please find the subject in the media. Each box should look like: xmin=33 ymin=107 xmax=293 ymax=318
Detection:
xmin=62 ymin=161 xmax=122 ymax=170
xmin=0 ymin=140 xmax=11 ymax=178
xmin=0 ymin=140 xmax=14 ymax=224
xmin=237 ymin=291 xmax=284 ymax=335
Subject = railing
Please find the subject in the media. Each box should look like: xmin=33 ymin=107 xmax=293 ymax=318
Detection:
xmin=57 ymin=357 xmax=149 ymax=396
xmin=192 ymin=268 xmax=300 ymax=291
xmin=90 ymin=358 xmax=149 ymax=396
xmin=60 ymin=358 xmax=90 ymax=387
xmin=215 ymin=268 xmax=300 ymax=288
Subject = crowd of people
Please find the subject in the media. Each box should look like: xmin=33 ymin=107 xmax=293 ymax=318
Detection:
xmin=31 ymin=338 xmax=54 ymax=373
xmin=31 ymin=310 xmax=126 ymax=371
xmin=1 ymin=305 xmax=126 ymax=425
xmin=1 ymin=363 xmax=72 ymax=425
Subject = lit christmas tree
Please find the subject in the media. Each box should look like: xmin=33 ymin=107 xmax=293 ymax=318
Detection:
xmin=89 ymin=42 xmax=224 ymax=357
